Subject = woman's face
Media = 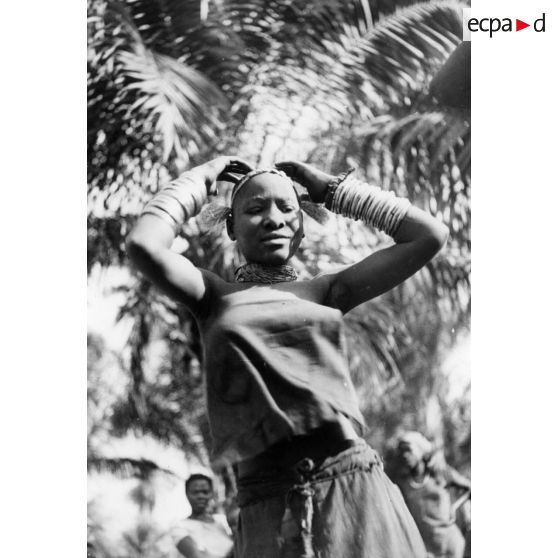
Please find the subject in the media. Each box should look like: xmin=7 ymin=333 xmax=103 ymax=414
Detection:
xmin=397 ymin=441 xmax=421 ymax=471
xmin=186 ymin=479 xmax=213 ymax=514
xmin=229 ymin=173 xmax=304 ymax=265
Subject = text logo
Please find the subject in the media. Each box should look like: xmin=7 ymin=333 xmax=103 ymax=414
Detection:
xmin=463 ymin=9 xmax=546 ymax=40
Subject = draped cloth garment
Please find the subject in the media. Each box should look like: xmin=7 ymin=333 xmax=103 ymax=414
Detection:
xmin=235 ymin=440 xmax=427 ymax=558
xmin=199 ymin=285 xmax=427 ymax=557
xmin=199 ymin=286 xmax=365 ymax=464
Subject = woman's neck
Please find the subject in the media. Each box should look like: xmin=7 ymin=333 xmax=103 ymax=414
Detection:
xmin=234 ymin=262 xmax=298 ymax=283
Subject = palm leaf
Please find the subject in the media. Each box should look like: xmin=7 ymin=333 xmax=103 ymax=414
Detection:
xmin=87 ymin=456 xmax=178 ymax=480
xmin=118 ymin=47 xmax=226 ymax=162
xmin=362 ymin=1 xmax=464 ymax=104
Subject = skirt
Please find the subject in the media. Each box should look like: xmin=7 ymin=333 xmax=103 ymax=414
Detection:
xmin=235 ymin=439 xmax=427 ymax=558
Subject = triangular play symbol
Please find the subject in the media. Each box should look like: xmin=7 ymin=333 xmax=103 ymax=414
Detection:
xmin=516 ymin=19 xmax=530 ymax=31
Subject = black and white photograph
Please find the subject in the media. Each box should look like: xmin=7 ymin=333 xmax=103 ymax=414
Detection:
xmin=7 ymin=0 xmax=558 ymax=557
xmin=86 ymin=1 xmax=472 ymax=557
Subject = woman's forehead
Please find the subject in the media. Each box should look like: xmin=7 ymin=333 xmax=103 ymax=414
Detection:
xmin=235 ymin=173 xmax=299 ymax=202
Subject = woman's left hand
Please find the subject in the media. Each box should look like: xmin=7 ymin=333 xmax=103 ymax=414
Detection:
xmin=275 ymin=161 xmax=334 ymax=203
xmin=192 ymin=156 xmax=253 ymax=195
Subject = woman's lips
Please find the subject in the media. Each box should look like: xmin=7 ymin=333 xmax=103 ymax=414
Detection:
xmin=260 ymin=234 xmax=290 ymax=241
xmin=260 ymin=238 xmax=289 ymax=248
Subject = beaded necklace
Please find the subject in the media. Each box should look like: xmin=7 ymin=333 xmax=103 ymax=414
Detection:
xmin=234 ymin=263 xmax=298 ymax=284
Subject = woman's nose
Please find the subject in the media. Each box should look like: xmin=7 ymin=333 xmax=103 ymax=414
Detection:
xmin=262 ymin=205 xmax=285 ymax=228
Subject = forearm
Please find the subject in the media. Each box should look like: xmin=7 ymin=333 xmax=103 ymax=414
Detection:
xmin=128 ymin=168 xmax=208 ymax=245
xmin=324 ymin=178 xmax=448 ymax=311
xmin=125 ymin=156 xmax=252 ymax=309
xmin=127 ymin=157 xmax=251 ymax=256
xmin=326 ymin=171 xmax=448 ymax=254
xmin=126 ymin=160 xmax=215 ymax=277
xmin=125 ymin=167 xmax=210 ymax=306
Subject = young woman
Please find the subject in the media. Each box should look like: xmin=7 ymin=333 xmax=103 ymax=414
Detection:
xmin=174 ymin=474 xmax=234 ymax=558
xmin=127 ymin=155 xmax=449 ymax=558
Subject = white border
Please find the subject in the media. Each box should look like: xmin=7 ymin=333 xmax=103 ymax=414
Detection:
xmin=2 ymin=1 xmax=557 ymax=556
xmin=1 ymin=2 xmax=85 ymax=556
xmin=473 ymin=1 xmax=558 ymax=555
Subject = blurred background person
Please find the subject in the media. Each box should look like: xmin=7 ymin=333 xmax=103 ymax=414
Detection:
xmin=173 ymin=473 xmax=234 ymax=558
xmin=385 ymin=431 xmax=470 ymax=558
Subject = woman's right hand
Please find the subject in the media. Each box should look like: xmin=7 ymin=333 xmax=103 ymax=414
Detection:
xmin=191 ymin=156 xmax=253 ymax=195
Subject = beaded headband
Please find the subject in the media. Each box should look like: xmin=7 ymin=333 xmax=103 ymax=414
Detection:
xmin=230 ymin=168 xmax=295 ymax=206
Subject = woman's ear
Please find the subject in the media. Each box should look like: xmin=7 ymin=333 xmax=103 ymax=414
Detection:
xmin=226 ymin=216 xmax=235 ymax=240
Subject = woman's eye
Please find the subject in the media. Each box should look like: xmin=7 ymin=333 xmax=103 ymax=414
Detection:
xmin=246 ymin=207 xmax=263 ymax=214
xmin=281 ymin=205 xmax=296 ymax=213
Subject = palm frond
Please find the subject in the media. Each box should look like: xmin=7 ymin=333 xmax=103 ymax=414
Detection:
xmin=88 ymin=0 xmax=229 ymax=198
xmin=363 ymin=1 xmax=464 ymax=104
xmin=118 ymin=46 xmax=226 ymax=162
xmin=87 ymin=456 xmax=178 ymax=479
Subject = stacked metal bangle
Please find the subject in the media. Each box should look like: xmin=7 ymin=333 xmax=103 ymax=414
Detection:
xmin=141 ymin=172 xmax=207 ymax=234
xmin=323 ymin=168 xmax=356 ymax=208
xmin=326 ymin=171 xmax=410 ymax=237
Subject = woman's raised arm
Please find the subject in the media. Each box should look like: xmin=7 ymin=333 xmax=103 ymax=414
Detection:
xmin=276 ymin=161 xmax=448 ymax=314
xmin=326 ymin=205 xmax=448 ymax=313
xmin=126 ymin=157 xmax=252 ymax=314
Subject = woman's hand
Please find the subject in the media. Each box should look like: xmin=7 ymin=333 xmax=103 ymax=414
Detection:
xmin=191 ymin=156 xmax=253 ymax=195
xmin=275 ymin=161 xmax=334 ymax=203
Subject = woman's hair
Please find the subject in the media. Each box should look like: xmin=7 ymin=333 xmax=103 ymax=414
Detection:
xmin=185 ymin=473 xmax=213 ymax=492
